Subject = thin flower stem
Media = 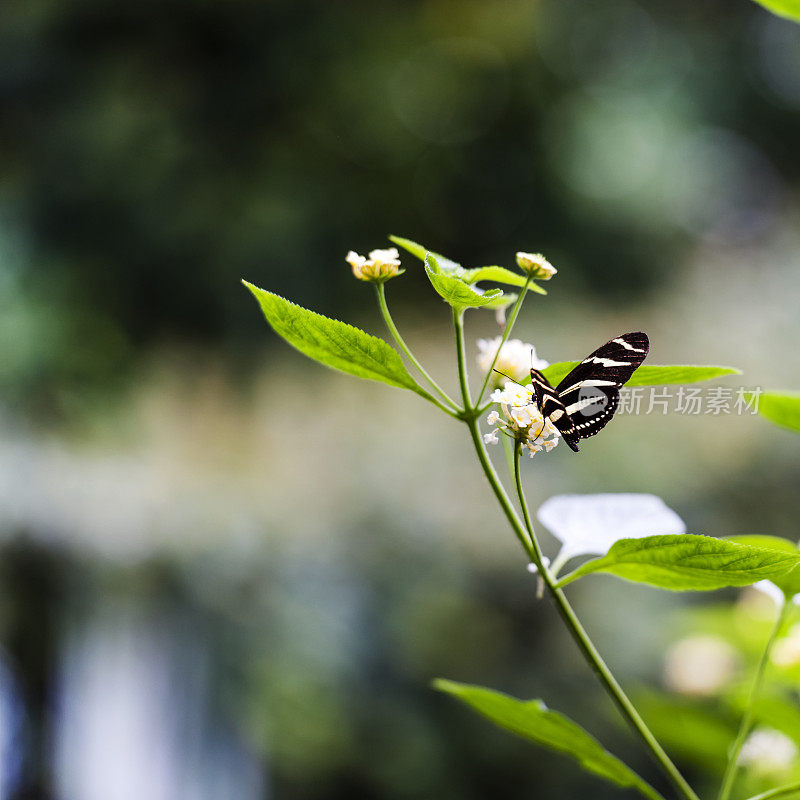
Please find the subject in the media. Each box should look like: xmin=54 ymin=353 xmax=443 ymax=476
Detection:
xmin=375 ymin=282 xmax=460 ymax=412
xmin=453 ymin=309 xmax=473 ymax=412
xmin=510 ymin=442 xmax=701 ymax=800
xmin=452 ymin=305 xmax=697 ymax=800
xmin=500 ymin=432 xmax=516 ymax=484
xmin=744 ymin=781 xmax=800 ymax=800
xmin=717 ymin=600 xmax=791 ymax=800
xmin=475 ymin=275 xmax=532 ymax=404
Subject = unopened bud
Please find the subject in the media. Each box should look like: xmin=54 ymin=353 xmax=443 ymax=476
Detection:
xmin=516 ymin=252 xmax=557 ymax=280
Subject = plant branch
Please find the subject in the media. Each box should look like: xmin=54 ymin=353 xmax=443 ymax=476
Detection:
xmin=451 ymin=307 xmax=697 ymax=800
xmin=465 ymin=419 xmax=700 ymax=800
xmin=510 ymin=442 xmax=700 ymax=800
xmin=718 ymin=600 xmax=791 ymax=800
xmin=375 ymin=282 xmax=460 ymax=412
xmin=449 ymin=287 xmax=697 ymax=800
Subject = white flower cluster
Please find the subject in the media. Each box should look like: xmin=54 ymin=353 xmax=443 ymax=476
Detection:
xmin=483 ymin=382 xmax=560 ymax=457
xmin=739 ymin=728 xmax=799 ymax=775
xmin=476 ymin=337 xmax=548 ymax=389
xmin=346 ymin=247 xmax=402 ymax=282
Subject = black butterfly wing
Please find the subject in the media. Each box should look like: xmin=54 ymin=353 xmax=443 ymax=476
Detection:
xmin=529 ymin=367 xmax=581 ymax=451
xmin=554 ymin=332 xmax=649 ymax=450
xmin=530 ymin=368 xmax=566 ymax=418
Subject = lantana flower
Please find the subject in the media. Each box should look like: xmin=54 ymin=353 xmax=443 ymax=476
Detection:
xmin=536 ymin=493 xmax=686 ymax=564
xmin=476 ymin=337 xmax=548 ymax=388
xmin=483 ymin=382 xmax=560 ymax=457
xmin=346 ymin=247 xmax=403 ymax=282
xmin=516 ymin=252 xmax=557 ymax=280
xmin=739 ymin=728 xmax=799 ymax=775
xmin=663 ymin=635 xmax=739 ymax=696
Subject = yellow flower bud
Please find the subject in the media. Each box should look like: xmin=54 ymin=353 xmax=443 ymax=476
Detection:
xmin=516 ymin=252 xmax=557 ymax=280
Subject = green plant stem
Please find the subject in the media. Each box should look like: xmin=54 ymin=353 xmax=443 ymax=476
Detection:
xmin=510 ymin=442 xmax=700 ymax=800
xmin=475 ymin=275 xmax=532 ymax=403
xmin=375 ymin=282 xmax=461 ymax=413
xmin=453 ymin=309 xmax=473 ymax=411
xmin=718 ymin=600 xmax=791 ymax=800
xmin=745 ymin=781 xmax=800 ymax=800
xmin=451 ymin=308 xmax=697 ymax=800
xmin=500 ymin=432 xmax=516 ymax=483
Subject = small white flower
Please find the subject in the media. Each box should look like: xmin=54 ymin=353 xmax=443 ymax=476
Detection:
xmin=516 ymin=252 xmax=557 ymax=280
xmin=476 ymin=337 xmax=548 ymax=389
xmin=346 ymin=247 xmax=402 ymax=282
xmin=536 ymin=493 xmax=686 ymax=563
xmin=739 ymin=728 xmax=799 ymax=775
xmin=663 ymin=635 xmax=739 ymax=697
xmin=482 ymin=381 xmax=560 ymax=458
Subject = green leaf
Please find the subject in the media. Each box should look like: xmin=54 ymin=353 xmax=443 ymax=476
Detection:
xmin=460 ymin=266 xmax=547 ymax=295
xmin=726 ymin=535 xmax=799 ymax=554
xmin=557 ymin=534 xmax=800 ymax=592
xmin=244 ymin=282 xmax=423 ymax=394
xmin=425 ymin=255 xmax=503 ymax=310
xmin=389 ymin=235 xmax=465 ymax=276
xmin=477 ymin=290 xmax=518 ymax=310
xmin=541 ymin=362 xmax=741 ymax=387
xmin=391 ymin=236 xmax=549 ymax=296
xmin=753 ymin=392 xmax=800 ymax=434
xmin=750 ymin=0 xmax=800 ymax=24
xmin=727 ymin=535 xmax=800 ymax=598
xmin=434 ymin=680 xmax=665 ymax=800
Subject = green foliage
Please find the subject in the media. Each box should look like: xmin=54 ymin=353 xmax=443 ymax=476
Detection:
xmin=391 ymin=236 xmax=546 ymax=294
xmin=461 ymin=265 xmax=547 ymax=294
xmin=727 ymin=535 xmax=800 ymax=554
xmin=243 ymin=282 xmax=423 ymax=393
xmin=433 ymin=680 xmax=665 ymax=800
xmin=390 ymin=236 xmax=465 ymax=276
xmin=753 ymin=392 xmax=800 ymax=434
xmin=479 ymin=291 xmax=518 ymax=310
xmin=424 ymin=255 xmax=503 ymax=310
xmin=750 ymin=0 xmax=800 ymax=23
xmin=727 ymin=535 xmax=800 ymax=598
xmin=557 ymin=534 xmax=800 ymax=592
xmin=542 ymin=363 xmax=741 ymax=387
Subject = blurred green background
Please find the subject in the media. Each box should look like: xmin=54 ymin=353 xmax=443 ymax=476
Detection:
xmin=2 ymin=0 xmax=800 ymax=797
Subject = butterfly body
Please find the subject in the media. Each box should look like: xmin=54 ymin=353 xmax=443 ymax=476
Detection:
xmin=531 ymin=332 xmax=649 ymax=452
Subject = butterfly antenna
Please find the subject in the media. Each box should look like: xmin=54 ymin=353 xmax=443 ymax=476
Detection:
xmin=492 ymin=368 xmax=517 ymax=384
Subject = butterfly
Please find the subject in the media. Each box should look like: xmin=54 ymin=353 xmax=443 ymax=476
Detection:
xmin=528 ymin=332 xmax=649 ymax=452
